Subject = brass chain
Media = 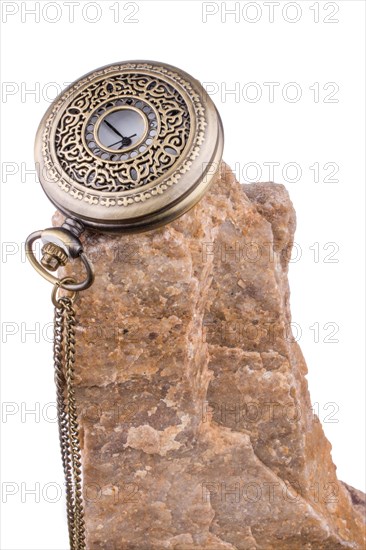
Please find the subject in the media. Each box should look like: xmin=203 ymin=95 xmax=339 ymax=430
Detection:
xmin=53 ymin=292 xmax=86 ymax=549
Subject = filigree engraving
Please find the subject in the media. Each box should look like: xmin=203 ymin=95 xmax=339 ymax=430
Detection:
xmin=42 ymin=63 xmax=207 ymax=207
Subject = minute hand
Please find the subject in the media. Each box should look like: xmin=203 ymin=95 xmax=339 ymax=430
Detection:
xmin=103 ymin=119 xmax=125 ymax=139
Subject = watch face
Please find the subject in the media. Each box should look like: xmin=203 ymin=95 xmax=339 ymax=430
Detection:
xmin=35 ymin=60 xmax=223 ymax=232
xmin=95 ymin=106 xmax=150 ymax=152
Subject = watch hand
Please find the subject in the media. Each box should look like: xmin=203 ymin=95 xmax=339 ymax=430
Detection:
xmin=103 ymin=119 xmax=125 ymax=139
xmin=108 ymin=134 xmax=137 ymax=148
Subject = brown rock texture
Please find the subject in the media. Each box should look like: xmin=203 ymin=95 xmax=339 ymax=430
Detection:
xmin=58 ymin=162 xmax=365 ymax=549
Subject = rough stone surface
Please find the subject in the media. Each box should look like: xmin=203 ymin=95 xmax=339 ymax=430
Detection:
xmin=57 ymin=162 xmax=365 ymax=549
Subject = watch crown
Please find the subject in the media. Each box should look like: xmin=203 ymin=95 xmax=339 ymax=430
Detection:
xmin=41 ymin=242 xmax=68 ymax=271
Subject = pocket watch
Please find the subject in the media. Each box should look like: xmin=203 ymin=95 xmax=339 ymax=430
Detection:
xmin=25 ymin=60 xmax=223 ymax=549
xmin=27 ymin=60 xmax=223 ymax=287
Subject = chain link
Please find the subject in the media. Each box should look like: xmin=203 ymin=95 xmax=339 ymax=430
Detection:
xmin=53 ymin=296 xmax=86 ymax=549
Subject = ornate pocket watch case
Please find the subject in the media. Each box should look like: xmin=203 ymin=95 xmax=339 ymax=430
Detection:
xmin=27 ymin=60 xmax=223 ymax=290
xmin=35 ymin=60 xmax=224 ymax=233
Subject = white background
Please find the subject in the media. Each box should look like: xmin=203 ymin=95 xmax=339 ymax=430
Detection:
xmin=0 ymin=1 xmax=365 ymax=548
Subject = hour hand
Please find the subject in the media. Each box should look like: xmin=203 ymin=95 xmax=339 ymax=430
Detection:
xmin=103 ymin=119 xmax=124 ymax=139
xmin=108 ymin=134 xmax=137 ymax=148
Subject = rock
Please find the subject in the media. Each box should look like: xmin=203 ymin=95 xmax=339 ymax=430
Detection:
xmin=56 ymin=162 xmax=365 ymax=549
xmin=342 ymin=483 xmax=366 ymax=523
